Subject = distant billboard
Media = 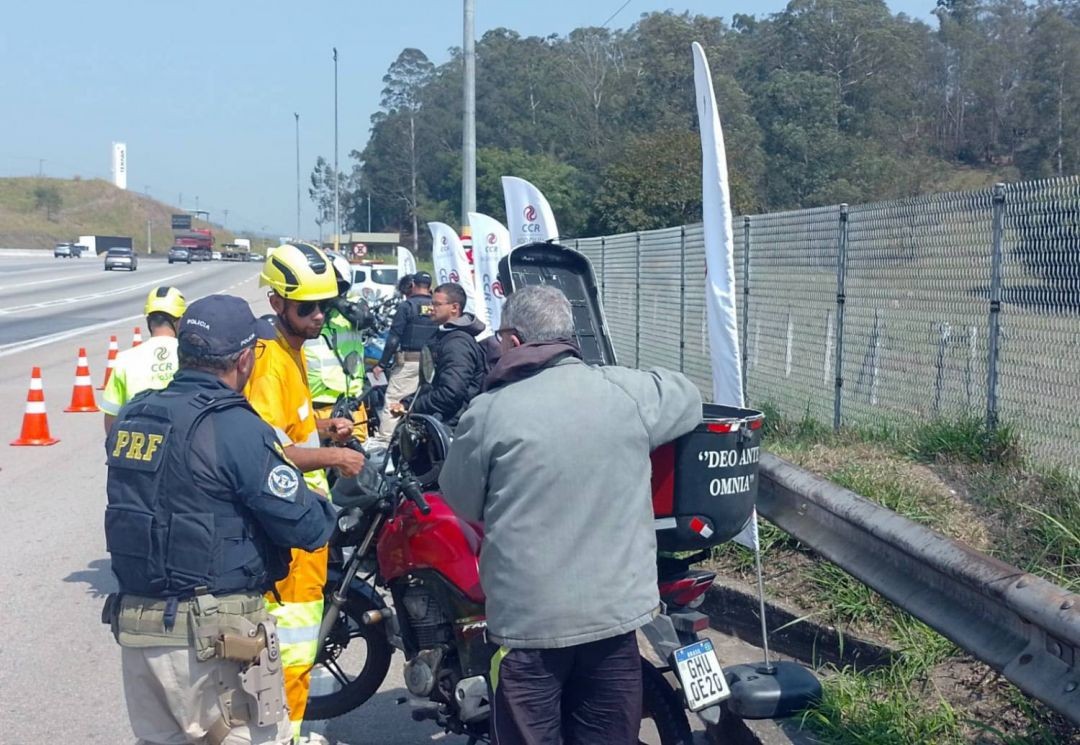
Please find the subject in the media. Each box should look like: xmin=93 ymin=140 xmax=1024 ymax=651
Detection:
xmin=111 ymin=142 xmax=127 ymax=190
xmin=171 ymin=213 xmax=192 ymax=230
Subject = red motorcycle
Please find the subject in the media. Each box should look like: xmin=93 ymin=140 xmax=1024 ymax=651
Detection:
xmin=310 ymin=411 xmax=720 ymax=743
xmin=310 ymin=326 xmax=818 ymax=742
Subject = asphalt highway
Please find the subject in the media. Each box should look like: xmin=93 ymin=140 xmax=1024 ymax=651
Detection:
xmin=0 ymin=252 xmax=706 ymax=744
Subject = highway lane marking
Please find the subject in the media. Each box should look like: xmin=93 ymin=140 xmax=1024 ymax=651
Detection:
xmin=0 ymin=313 xmax=144 ymax=359
xmin=0 ymin=270 xmax=195 ymax=315
xmin=0 ymin=272 xmax=107 ymax=292
xmin=0 ymin=273 xmax=259 ymax=359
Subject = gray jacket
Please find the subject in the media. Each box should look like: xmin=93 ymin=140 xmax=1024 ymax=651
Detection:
xmin=439 ymin=357 xmax=702 ymax=649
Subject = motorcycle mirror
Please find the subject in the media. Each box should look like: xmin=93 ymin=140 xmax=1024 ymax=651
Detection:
xmin=343 ymin=351 xmax=361 ymax=377
xmin=420 ymin=347 xmax=436 ymax=385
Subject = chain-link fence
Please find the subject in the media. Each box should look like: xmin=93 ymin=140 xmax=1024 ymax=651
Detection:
xmin=570 ymin=175 xmax=1080 ymax=471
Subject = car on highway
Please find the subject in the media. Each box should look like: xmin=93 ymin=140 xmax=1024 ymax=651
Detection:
xmin=168 ymin=246 xmax=192 ymax=264
xmin=104 ymin=247 xmax=138 ymax=271
xmin=54 ymin=242 xmax=73 ymax=258
xmin=211 ymin=250 xmax=222 ymax=261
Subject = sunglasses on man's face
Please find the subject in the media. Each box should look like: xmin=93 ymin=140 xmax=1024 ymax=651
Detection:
xmin=293 ymin=300 xmax=323 ymax=318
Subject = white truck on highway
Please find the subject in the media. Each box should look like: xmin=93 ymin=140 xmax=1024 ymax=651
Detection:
xmin=221 ymin=238 xmax=252 ymax=262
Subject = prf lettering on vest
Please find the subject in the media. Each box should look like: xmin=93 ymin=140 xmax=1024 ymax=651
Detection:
xmin=111 ymin=430 xmax=165 ymax=461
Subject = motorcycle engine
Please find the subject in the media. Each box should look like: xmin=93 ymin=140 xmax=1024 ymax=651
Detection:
xmin=401 ymin=582 xmax=452 ymax=648
xmin=404 ymin=647 xmax=445 ymax=697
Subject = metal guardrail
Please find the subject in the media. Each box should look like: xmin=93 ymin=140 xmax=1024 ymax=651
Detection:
xmin=757 ymin=452 xmax=1080 ymax=725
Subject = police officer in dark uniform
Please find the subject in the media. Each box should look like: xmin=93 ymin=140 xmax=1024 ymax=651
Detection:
xmin=374 ymin=271 xmax=437 ymax=437
xmin=103 ymin=294 xmax=336 ymax=745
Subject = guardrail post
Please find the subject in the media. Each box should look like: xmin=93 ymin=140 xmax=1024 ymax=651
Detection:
xmin=834 ymin=204 xmax=849 ymax=431
xmin=635 ymin=231 xmax=642 ymax=367
xmin=741 ymin=216 xmax=751 ymax=398
xmin=679 ymin=226 xmax=687 ymax=373
xmin=986 ymin=183 xmax=1006 ymax=432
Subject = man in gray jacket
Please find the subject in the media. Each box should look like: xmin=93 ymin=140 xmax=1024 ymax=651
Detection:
xmin=440 ymin=285 xmax=702 ymax=744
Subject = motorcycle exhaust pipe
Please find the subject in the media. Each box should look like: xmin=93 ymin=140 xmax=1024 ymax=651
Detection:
xmin=363 ymin=607 xmax=396 ymax=626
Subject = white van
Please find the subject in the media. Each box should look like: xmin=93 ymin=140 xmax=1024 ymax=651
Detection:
xmin=350 ymin=263 xmax=399 ymax=301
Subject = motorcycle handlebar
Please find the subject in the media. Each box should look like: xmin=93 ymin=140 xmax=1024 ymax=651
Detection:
xmin=399 ymin=478 xmax=431 ymax=515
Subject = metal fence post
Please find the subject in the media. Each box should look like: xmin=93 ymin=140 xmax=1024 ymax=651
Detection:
xmin=600 ymin=236 xmax=606 ymax=302
xmin=679 ymin=226 xmax=687 ymax=373
xmin=986 ymin=183 xmax=1006 ymax=432
xmin=741 ymin=216 xmax=751 ymax=398
xmin=834 ymin=204 xmax=849 ymax=431
xmin=635 ymin=231 xmax=642 ymax=367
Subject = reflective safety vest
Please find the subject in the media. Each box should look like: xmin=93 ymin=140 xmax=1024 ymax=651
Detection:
xmin=104 ymin=385 xmax=286 ymax=597
xmin=305 ymin=309 xmax=367 ymax=405
xmin=100 ymin=337 xmax=179 ymax=416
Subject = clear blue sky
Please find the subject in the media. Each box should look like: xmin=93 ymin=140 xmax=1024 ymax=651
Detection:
xmin=0 ymin=1 xmax=937 ymax=237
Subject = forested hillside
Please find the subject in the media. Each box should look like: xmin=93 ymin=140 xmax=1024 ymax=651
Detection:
xmin=311 ymin=0 xmax=1080 ymax=247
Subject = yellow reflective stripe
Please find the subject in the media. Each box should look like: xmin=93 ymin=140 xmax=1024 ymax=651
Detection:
xmin=490 ymin=645 xmax=511 ymax=692
xmin=280 ymin=638 xmax=319 ymax=669
xmin=290 ymin=719 xmax=302 ymax=738
xmin=266 ymin=598 xmax=323 ymax=626
xmin=267 ymin=599 xmax=324 ymax=669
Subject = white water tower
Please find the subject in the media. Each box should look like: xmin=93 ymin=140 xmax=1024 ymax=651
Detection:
xmin=111 ymin=142 xmax=127 ymax=190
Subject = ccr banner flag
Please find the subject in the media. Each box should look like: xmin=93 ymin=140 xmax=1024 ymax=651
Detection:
xmin=427 ymin=222 xmax=488 ymax=328
xmin=501 ymin=176 xmax=559 ymax=247
xmin=396 ymin=245 xmax=417 ymax=279
xmin=694 ymin=41 xmax=754 ymax=549
xmin=467 ymin=212 xmax=511 ymax=332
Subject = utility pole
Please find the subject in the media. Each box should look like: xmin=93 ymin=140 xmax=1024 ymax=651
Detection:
xmin=462 ymin=0 xmax=476 ymax=226
xmin=223 ymin=209 xmax=229 ymax=227
xmin=147 ymin=219 xmax=152 ymax=255
xmin=367 ymin=192 xmax=372 ymax=232
xmin=38 ymin=159 xmax=44 ymax=176
xmin=294 ymin=112 xmax=301 ymax=239
xmin=333 ymin=47 xmax=340 ymax=253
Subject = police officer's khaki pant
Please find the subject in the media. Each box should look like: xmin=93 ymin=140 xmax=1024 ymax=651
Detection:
xmin=122 ymin=645 xmax=291 ymax=745
xmin=378 ymin=357 xmax=419 ymax=437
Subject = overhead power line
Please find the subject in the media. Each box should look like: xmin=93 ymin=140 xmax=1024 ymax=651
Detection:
xmin=601 ymin=0 xmax=633 ymax=28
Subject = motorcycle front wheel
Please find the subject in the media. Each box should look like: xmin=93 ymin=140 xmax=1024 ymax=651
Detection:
xmin=306 ymin=587 xmax=394 ymax=720
xmin=640 ymin=659 xmax=694 ymax=745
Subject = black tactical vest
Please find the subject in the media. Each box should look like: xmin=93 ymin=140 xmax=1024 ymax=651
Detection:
xmin=105 ymin=386 xmax=280 ymax=598
xmin=401 ymin=295 xmax=437 ymax=350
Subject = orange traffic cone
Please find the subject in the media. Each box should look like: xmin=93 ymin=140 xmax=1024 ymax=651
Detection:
xmin=64 ymin=347 xmax=100 ymax=413
xmin=11 ymin=367 xmax=59 ymax=446
xmin=132 ymin=327 xmax=143 ymax=347
xmin=98 ymin=335 xmax=119 ymax=390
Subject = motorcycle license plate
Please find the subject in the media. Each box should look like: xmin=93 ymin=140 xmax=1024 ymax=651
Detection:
xmin=673 ymin=639 xmax=730 ymax=711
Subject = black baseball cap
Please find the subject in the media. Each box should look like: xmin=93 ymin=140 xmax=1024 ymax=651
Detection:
xmin=177 ymin=295 xmax=275 ymax=356
xmin=413 ymin=271 xmax=432 ymax=286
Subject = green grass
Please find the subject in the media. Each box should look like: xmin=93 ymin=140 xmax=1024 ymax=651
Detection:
xmin=0 ymin=176 xmax=233 ymax=253
xmin=722 ymin=404 xmax=1080 ymax=742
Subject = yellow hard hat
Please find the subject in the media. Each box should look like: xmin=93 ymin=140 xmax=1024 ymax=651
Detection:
xmin=260 ymin=242 xmax=339 ymax=301
xmin=144 ymin=286 xmax=187 ymax=318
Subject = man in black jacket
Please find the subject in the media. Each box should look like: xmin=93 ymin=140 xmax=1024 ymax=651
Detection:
xmin=390 ymin=282 xmax=486 ymax=428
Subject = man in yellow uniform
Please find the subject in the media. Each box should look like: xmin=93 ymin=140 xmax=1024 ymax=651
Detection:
xmin=245 ymin=242 xmax=365 ymax=742
xmin=102 ymin=286 xmax=187 ymax=433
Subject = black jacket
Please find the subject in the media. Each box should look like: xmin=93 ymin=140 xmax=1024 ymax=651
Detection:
xmin=411 ymin=314 xmax=487 ymax=427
